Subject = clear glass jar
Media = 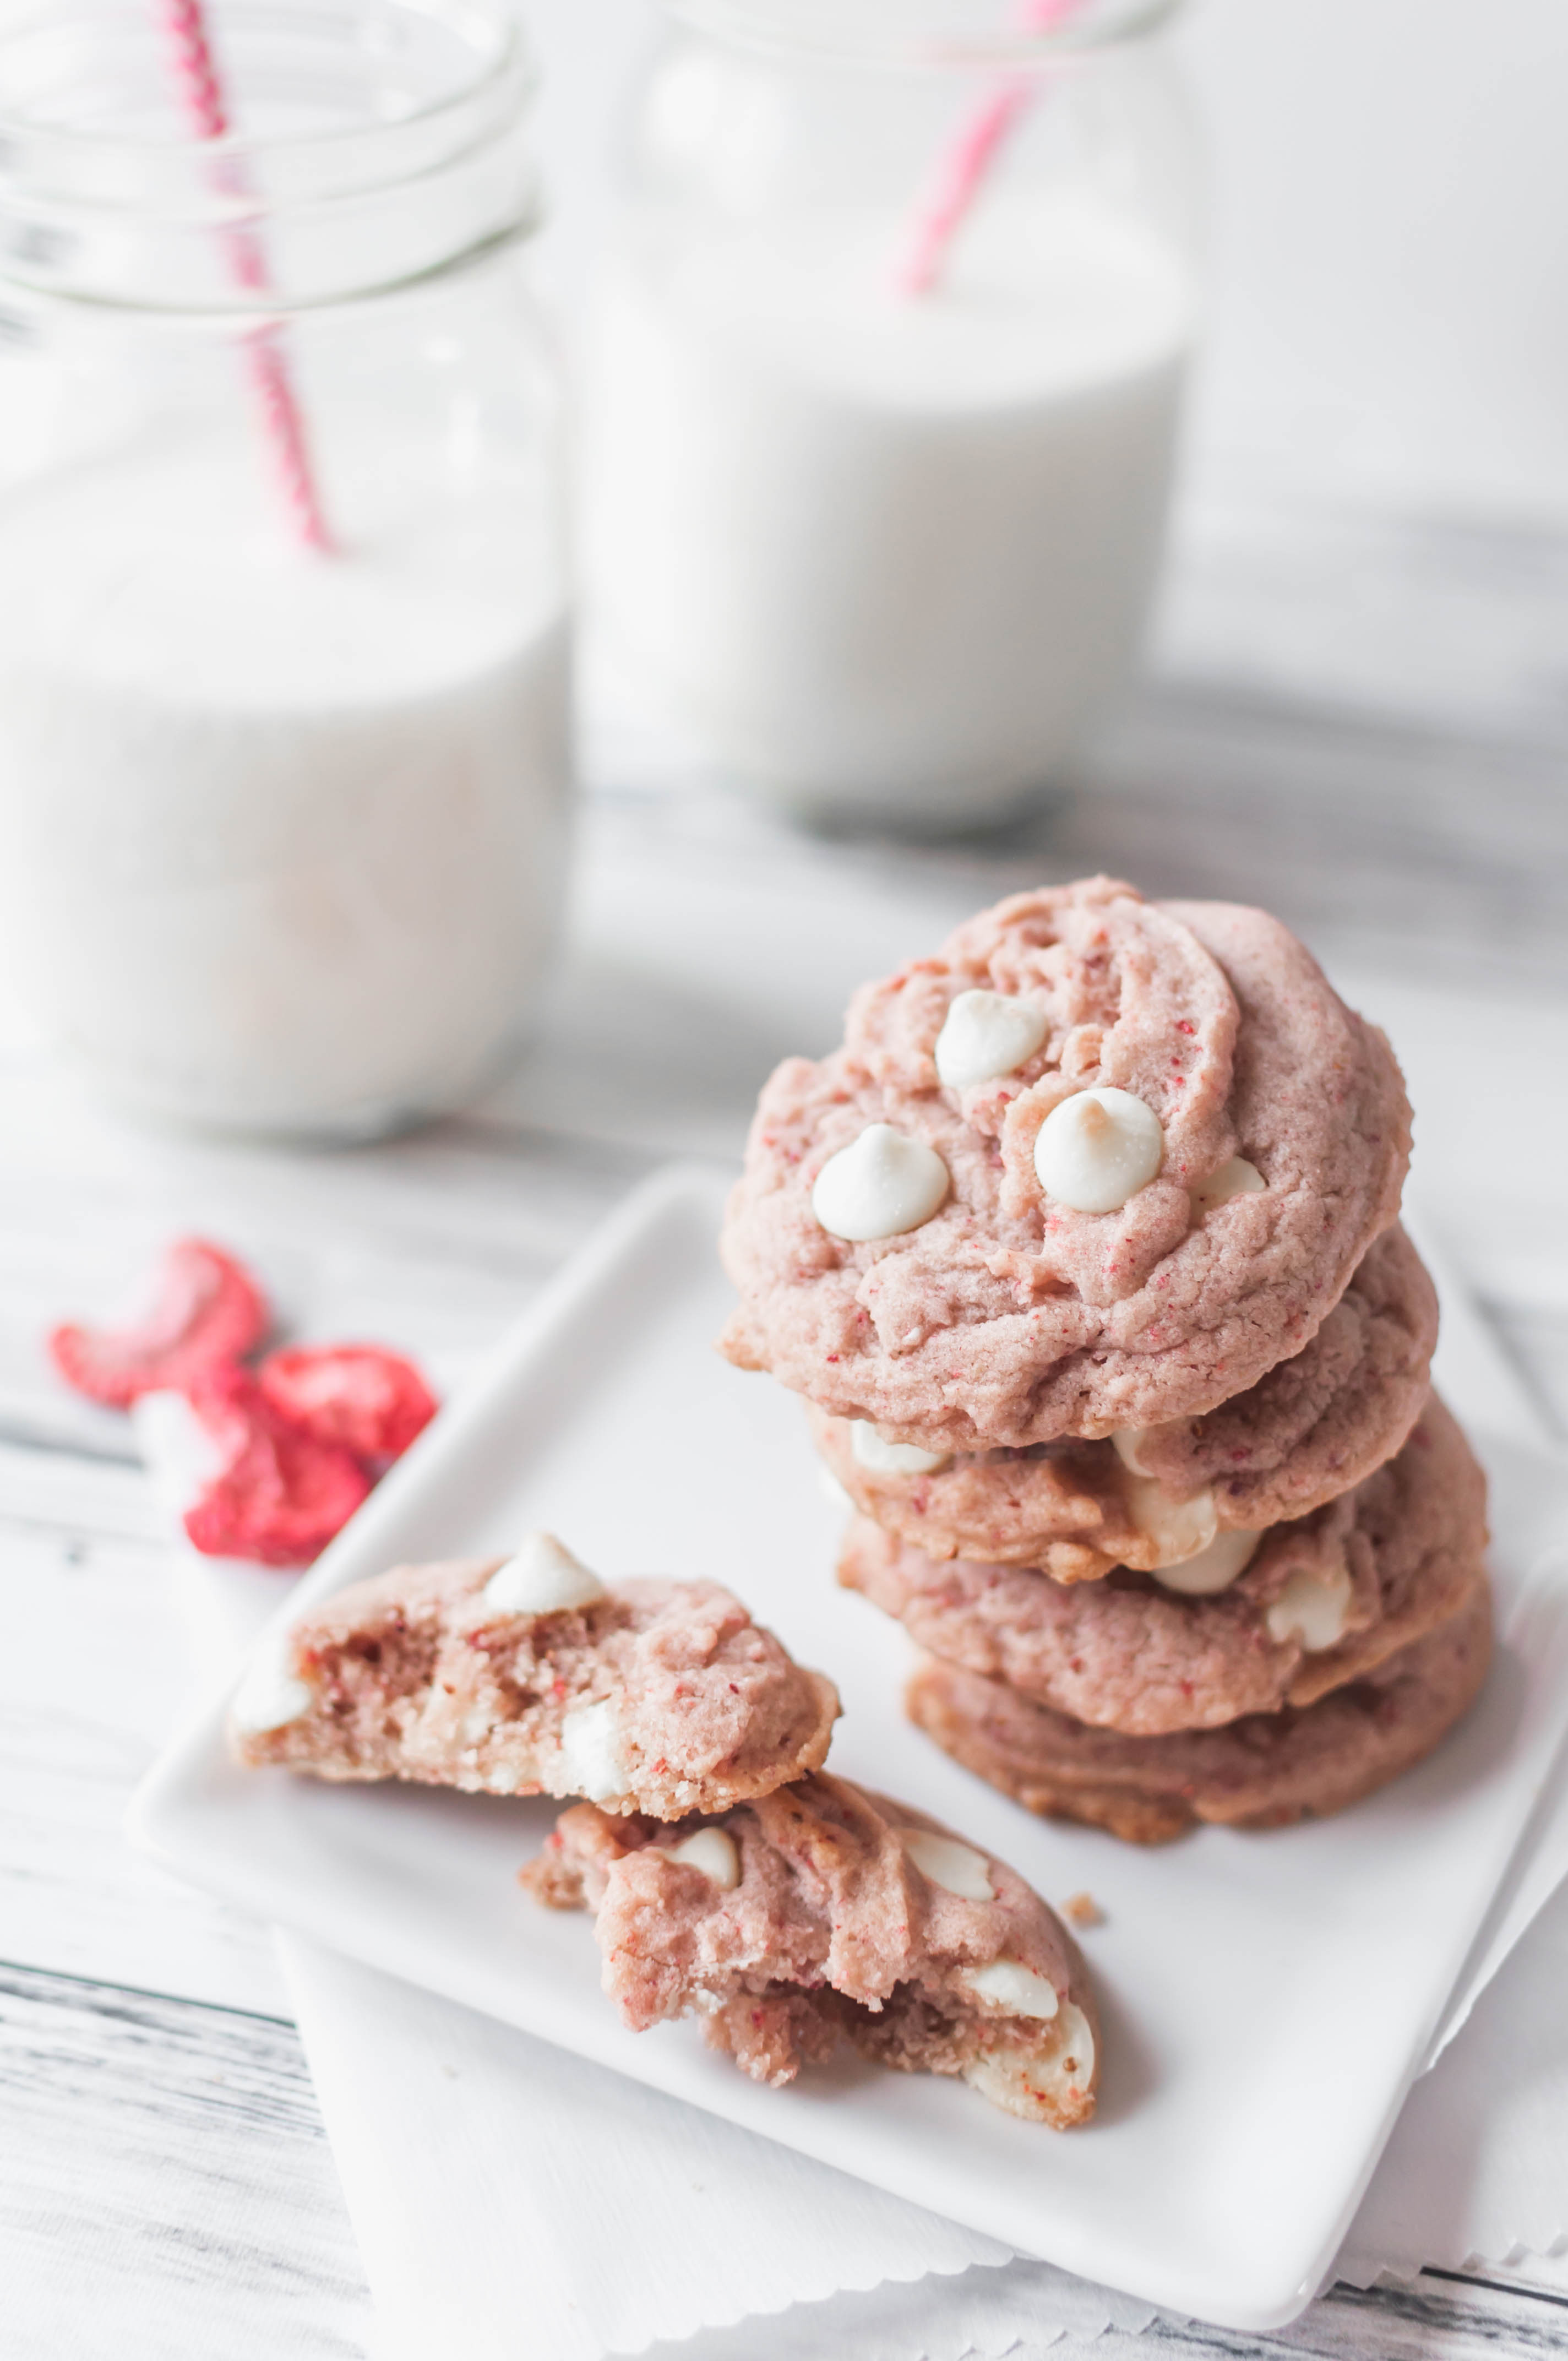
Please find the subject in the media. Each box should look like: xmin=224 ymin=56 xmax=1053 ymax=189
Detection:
xmin=0 ymin=0 xmax=570 ymax=1138
xmin=581 ymin=0 xmax=1196 ymax=831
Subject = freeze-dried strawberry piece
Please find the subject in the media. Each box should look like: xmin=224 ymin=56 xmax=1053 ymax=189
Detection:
xmin=255 ymin=1344 xmax=438 ymax=1464
xmin=182 ymin=1366 xmax=372 ymax=1568
xmin=50 ymin=1238 xmax=269 ymax=1410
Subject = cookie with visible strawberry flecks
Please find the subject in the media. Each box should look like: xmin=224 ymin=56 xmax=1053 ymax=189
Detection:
xmin=812 ymin=1224 xmax=1437 ymax=1581
xmin=523 ymin=1769 xmax=1098 ymax=2125
xmin=840 ymin=1396 xmax=1486 ymax=1736
xmin=228 ymin=1536 xmax=838 ymax=1820
xmin=906 ymin=1586 xmax=1493 ymax=1845
xmin=719 ymin=879 xmax=1411 ymax=1451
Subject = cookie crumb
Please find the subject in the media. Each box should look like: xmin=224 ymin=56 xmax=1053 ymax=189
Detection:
xmin=1063 ymin=1892 xmax=1104 ymax=1929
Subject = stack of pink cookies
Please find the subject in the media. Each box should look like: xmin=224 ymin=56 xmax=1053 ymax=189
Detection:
xmin=720 ymin=877 xmax=1492 ymax=1842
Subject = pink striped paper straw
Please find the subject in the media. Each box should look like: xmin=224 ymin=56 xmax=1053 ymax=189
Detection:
xmin=897 ymin=0 xmax=1082 ymax=298
xmin=154 ymin=0 xmax=333 ymax=552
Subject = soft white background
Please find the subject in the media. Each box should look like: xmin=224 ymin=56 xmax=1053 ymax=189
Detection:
xmin=524 ymin=0 xmax=1568 ymax=528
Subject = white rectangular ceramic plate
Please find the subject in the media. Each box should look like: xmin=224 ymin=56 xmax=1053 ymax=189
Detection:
xmin=131 ymin=1166 xmax=1568 ymax=2331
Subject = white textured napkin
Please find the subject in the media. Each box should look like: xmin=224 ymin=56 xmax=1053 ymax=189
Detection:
xmin=1342 ymin=1872 xmax=1568 ymax=2287
xmin=155 ymin=1219 xmax=1568 ymax=2360
xmin=271 ymin=1869 xmax=1568 ymax=2361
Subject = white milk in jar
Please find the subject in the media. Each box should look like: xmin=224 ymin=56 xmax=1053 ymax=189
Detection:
xmin=582 ymin=1 xmax=1199 ymax=828
xmin=0 ymin=437 xmax=568 ymax=1135
xmin=0 ymin=0 xmax=566 ymax=1134
xmin=585 ymin=199 xmax=1188 ymax=824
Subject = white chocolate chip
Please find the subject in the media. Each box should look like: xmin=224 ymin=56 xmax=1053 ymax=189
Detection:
xmin=1151 ymin=1526 xmax=1262 ymax=1596
xmin=484 ymin=1532 xmax=607 ymax=1615
xmin=934 ymin=989 xmax=1048 ymax=1090
xmin=1190 ymin=1156 xmax=1266 ymax=1216
xmin=1040 ymin=2001 xmax=1096 ymax=2092
xmin=966 ymin=1959 xmax=1060 ymax=2020
xmin=667 ymin=1827 xmax=742 ymax=1889
xmin=812 ymin=1124 xmax=950 ymax=1242
xmin=1122 ymin=1463 xmax=1263 ymax=1596
xmin=557 ymin=1700 xmax=629 ymax=1802
xmin=850 ymin=1421 xmax=951 ymax=1478
xmin=1109 ymin=1424 xmax=1159 ymax=1476
xmin=1033 ymin=1088 xmax=1164 ymax=1215
xmin=963 ymin=2000 xmax=1096 ymax=2118
xmin=1266 ymin=1559 xmax=1353 ymax=1650
xmin=1121 ymin=1472 xmax=1218 ymax=1568
xmin=231 ymin=1638 xmax=315 ymax=1735
xmin=899 ymin=1827 xmax=995 ymax=1901
xmin=1052 ymin=2000 xmax=1095 ymax=2085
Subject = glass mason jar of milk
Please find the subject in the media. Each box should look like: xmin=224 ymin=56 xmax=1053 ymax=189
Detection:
xmin=0 ymin=0 xmax=569 ymax=1137
xmin=582 ymin=0 xmax=1196 ymax=830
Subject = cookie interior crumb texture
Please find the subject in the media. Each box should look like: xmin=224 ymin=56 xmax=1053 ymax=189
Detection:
xmin=522 ymin=1771 xmax=1099 ymax=2128
xmin=230 ymin=1555 xmax=839 ymax=1820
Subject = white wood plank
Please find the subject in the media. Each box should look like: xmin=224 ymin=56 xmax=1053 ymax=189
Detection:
xmin=1159 ymin=501 xmax=1568 ymax=752
xmin=0 ymin=1519 xmax=288 ymax=2016
xmin=1068 ymin=678 xmax=1568 ymax=998
xmin=1219 ymin=2270 xmax=1568 ymax=2360
xmin=0 ymin=1963 xmax=369 ymax=2361
xmin=0 ymin=1115 xmax=641 ymax=1453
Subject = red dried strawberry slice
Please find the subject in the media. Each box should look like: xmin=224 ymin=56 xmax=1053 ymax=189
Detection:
xmin=181 ymin=1366 xmax=372 ymax=1568
xmin=50 ymin=1238 xmax=269 ymax=1410
xmin=255 ymin=1344 xmax=437 ymax=1464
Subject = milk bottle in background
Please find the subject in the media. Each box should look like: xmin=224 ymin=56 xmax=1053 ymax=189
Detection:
xmin=0 ymin=0 xmax=569 ymax=1138
xmin=582 ymin=0 xmax=1198 ymax=831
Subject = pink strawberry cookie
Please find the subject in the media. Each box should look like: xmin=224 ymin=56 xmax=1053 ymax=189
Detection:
xmin=721 ymin=878 xmax=1410 ymax=1450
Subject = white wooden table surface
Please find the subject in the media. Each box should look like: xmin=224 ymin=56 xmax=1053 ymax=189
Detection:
xmin=7 ymin=499 xmax=1568 ymax=2361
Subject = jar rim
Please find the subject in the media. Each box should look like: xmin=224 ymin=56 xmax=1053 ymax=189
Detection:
xmin=0 ymin=0 xmax=527 ymax=169
xmin=0 ymin=2 xmax=540 ymax=311
xmin=661 ymin=0 xmax=1183 ymax=67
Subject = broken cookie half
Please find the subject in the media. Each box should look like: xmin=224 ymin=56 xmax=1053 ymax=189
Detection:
xmin=228 ymin=1532 xmax=840 ymax=1820
xmin=523 ymin=1768 xmax=1098 ymax=2128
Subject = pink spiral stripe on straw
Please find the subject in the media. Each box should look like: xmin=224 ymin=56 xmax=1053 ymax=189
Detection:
xmin=160 ymin=0 xmax=229 ymax=138
xmin=243 ymin=331 xmax=335 ymax=555
xmin=154 ymin=0 xmax=333 ymax=552
xmin=897 ymin=0 xmax=1083 ymax=299
xmin=897 ymin=83 xmax=1032 ymax=297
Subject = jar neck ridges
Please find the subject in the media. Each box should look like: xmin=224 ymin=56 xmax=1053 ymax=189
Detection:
xmin=0 ymin=0 xmax=537 ymax=311
xmin=664 ymin=0 xmax=1183 ymax=69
